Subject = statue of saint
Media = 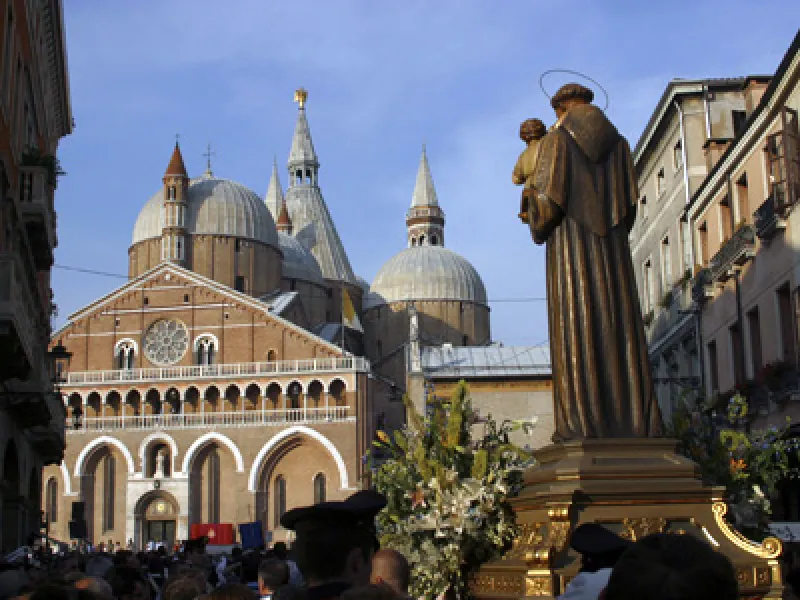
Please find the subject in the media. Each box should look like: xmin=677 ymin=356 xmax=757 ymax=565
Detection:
xmin=521 ymin=83 xmax=663 ymax=441
xmin=155 ymin=451 xmax=166 ymax=477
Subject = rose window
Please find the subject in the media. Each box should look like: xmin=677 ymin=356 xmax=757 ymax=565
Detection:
xmin=143 ymin=319 xmax=189 ymax=366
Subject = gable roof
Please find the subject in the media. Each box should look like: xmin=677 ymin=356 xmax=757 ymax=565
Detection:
xmin=56 ymin=262 xmax=348 ymax=356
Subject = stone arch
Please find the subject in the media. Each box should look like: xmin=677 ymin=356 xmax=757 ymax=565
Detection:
xmin=125 ymin=389 xmax=142 ymax=415
xmin=204 ymin=385 xmax=220 ymax=412
xmin=145 ymin=388 xmax=161 ymax=415
xmin=329 ymin=379 xmax=346 ymax=405
xmin=164 ymin=387 xmax=181 ymax=414
xmin=86 ymin=391 xmax=102 ymax=418
xmin=184 ymin=386 xmax=200 ymax=413
xmin=224 ymin=384 xmax=241 ymax=411
xmin=74 ymin=436 xmax=136 ymax=477
xmin=61 ymin=461 xmax=75 ymax=496
xmin=106 ymin=390 xmax=122 ymax=417
xmin=247 ymin=426 xmax=352 ymax=492
xmin=138 ymin=432 xmax=179 ymax=475
xmin=181 ymin=432 xmax=244 ymax=474
xmin=286 ymin=380 xmax=303 ymax=409
xmin=266 ymin=383 xmax=282 ymax=409
xmin=134 ymin=489 xmax=179 ymax=517
xmin=244 ymin=383 xmax=261 ymax=410
xmin=307 ymin=380 xmax=324 ymax=408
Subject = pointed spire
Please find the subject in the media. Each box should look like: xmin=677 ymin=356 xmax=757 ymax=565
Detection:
xmin=265 ymin=157 xmax=285 ymax=218
xmin=276 ymin=197 xmax=293 ymax=234
xmin=165 ymin=140 xmax=188 ymax=178
xmin=289 ymin=88 xmax=318 ymax=167
xmin=411 ymin=144 xmax=439 ymax=208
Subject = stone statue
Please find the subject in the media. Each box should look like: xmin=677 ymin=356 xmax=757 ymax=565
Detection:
xmin=521 ymin=83 xmax=663 ymax=441
xmin=155 ymin=451 xmax=166 ymax=478
xmin=513 ymin=118 xmax=548 ymax=187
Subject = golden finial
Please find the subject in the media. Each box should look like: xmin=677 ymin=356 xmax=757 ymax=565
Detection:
xmin=294 ymin=87 xmax=308 ymax=109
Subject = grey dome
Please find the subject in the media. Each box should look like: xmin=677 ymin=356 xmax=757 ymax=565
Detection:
xmin=132 ymin=176 xmax=279 ymax=248
xmin=278 ymin=232 xmax=325 ymax=286
xmin=365 ymin=246 xmax=487 ymax=310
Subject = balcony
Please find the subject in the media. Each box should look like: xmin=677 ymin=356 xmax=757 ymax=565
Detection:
xmin=691 ymin=268 xmax=714 ymax=304
xmin=709 ymin=224 xmax=756 ymax=283
xmin=18 ymin=166 xmax=56 ymax=268
xmin=63 ymin=356 xmax=371 ymax=386
xmin=28 ymin=424 xmax=65 ymax=465
xmin=754 ymin=194 xmax=788 ymax=241
xmin=67 ymin=405 xmax=353 ymax=433
xmin=0 ymin=252 xmax=48 ymax=381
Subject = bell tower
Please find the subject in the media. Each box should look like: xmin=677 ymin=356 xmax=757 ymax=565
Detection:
xmin=161 ymin=140 xmax=189 ymax=265
xmin=406 ymin=145 xmax=445 ymax=248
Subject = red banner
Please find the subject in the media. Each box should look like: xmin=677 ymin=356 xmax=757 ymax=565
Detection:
xmin=189 ymin=523 xmax=234 ymax=545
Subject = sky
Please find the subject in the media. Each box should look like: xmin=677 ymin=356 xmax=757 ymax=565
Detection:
xmin=52 ymin=1 xmax=799 ymax=347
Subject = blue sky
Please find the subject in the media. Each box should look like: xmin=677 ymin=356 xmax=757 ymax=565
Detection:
xmin=52 ymin=1 xmax=799 ymax=346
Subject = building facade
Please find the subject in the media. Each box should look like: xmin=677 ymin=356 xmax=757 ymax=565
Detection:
xmin=0 ymin=0 xmax=72 ymax=552
xmin=631 ymin=77 xmax=768 ymax=422
xmin=687 ymin=32 xmax=800 ymax=432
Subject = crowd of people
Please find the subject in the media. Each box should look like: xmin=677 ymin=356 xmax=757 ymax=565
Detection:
xmin=1 ymin=490 xmax=797 ymax=600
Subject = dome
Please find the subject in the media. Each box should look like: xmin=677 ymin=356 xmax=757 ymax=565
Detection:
xmin=278 ymin=232 xmax=325 ymax=286
xmin=132 ymin=176 xmax=279 ymax=248
xmin=365 ymin=246 xmax=487 ymax=310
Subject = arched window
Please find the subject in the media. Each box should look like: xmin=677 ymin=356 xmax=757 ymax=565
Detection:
xmin=411 ymin=237 xmax=417 ymax=247
xmin=419 ymin=234 xmax=426 ymax=246
xmin=167 ymin=186 xmax=176 ymax=200
xmin=207 ymin=448 xmax=220 ymax=523
xmin=45 ymin=478 xmax=57 ymax=523
xmin=430 ymin=234 xmax=438 ymax=246
xmin=313 ymin=473 xmax=326 ymax=504
xmin=267 ymin=350 xmax=277 ymax=362
xmin=274 ymin=476 xmax=286 ymax=527
xmin=196 ymin=337 xmax=216 ymax=366
xmin=103 ymin=455 xmax=115 ymax=532
xmin=115 ymin=341 xmax=135 ymax=370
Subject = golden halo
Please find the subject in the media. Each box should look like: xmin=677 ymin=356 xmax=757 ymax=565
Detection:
xmin=539 ymin=69 xmax=610 ymax=111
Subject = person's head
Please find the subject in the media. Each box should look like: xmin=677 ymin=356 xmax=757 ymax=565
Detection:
xmin=271 ymin=543 xmax=287 ymax=561
xmin=519 ymin=119 xmax=547 ymax=144
xmin=258 ymin=558 xmax=289 ymax=596
xmin=75 ymin=576 xmax=114 ymax=600
xmin=162 ymin=576 xmax=205 ymax=600
xmin=784 ymin=567 xmax=800 ymax=600
xmin=84 ymin=556 xmax=113 ymax=579
xmin=603 ymin=533 xmax=738 ymax=600
xmin=282 ymin=490 xmax=387 ymax=587
xmin=107 ymin=566 xmax=151 ymax=600
xmin=340 ymin=583 xmax=404 ymax=600
xmin=370 ymin=549 xmax=409 ymax=596
xmin=551 ymin=83 xmax=594 ymax=118
xmin=209 ymin=583 xmax=257 ymax=599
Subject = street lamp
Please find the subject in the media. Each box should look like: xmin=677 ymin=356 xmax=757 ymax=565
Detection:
xmin=47 ymin=342 xmax=72 ymax=391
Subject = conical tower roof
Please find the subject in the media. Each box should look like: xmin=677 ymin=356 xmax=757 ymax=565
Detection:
xmin=283 ymin=89 xmax=355 ymax=284
xmin=288 ymin=92 xmax=318 ymax=166
xmin=165 ymin=142 xmax=188 ymax=178
xmin=276 ymin=196 xmax=293 ymax=233
xmin=265 ymin=157 xmax=285 ymax=218
xmin=410 ymin=145 xmax=438 ymax=208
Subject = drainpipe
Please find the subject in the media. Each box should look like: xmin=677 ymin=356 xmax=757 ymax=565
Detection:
xmin=703 ymin=83 xmax=712 ymax=140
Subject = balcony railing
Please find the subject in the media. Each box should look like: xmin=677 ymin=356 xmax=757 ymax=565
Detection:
xmin=709 ymin=224 xmax=756 ymax=282
xmin=63 ymin=356 xmax=371 ymax=386
xmin=406 ymin=206 xmax=444 ymax=220
xmin=66 ymin=406 xmax=353 ymax=433
xmin=754 ymin=193 xmax=788 ymax=240
xmin=691 ymin=268 xmax=713 ymax=304
xmin=18 ymin=166 xmax=56 ymax=268
xmin=0 ymin=252 xmax=48 ymax=379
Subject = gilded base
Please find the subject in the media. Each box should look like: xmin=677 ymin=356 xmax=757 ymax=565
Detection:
xmin=473 ymin=439 xmax=783 ymax=600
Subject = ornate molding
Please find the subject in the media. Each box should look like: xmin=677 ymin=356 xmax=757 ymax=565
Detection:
xmin=712 ymin=502 xmax=782 ymax=559
xmin=620 ymin=517 xmax=668 ymax=541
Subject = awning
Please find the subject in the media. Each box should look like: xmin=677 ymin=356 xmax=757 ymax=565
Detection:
xmin=768 ymin=522 xmax=800 ymax=541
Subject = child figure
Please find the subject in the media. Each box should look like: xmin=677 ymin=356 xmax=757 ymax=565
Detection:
xmin=513 ymin=118 xmax=547 ymax=223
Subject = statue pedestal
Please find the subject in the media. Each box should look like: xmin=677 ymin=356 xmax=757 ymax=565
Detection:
xmin=473 ymin=439 xmax=783 ymax=599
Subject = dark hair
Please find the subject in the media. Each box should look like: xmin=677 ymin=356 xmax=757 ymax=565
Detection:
xmin=272 ymin=542 xmax=288 ymax=560
xmin=787 ymin=567 xmax=800 ymax=596
xmin=550 ymin=83 xmax=594 ymax=110
xmin=113 ymin=550 xmax=134 ymax=566
xmin=163 ymin=576 xmax=205 ymax=600
xmin=603 ymin=533 xmax=738 ymax=600
xmin=107 ymin=565 xmax=149 ymax=598
xmin=292 ymin=524 xmax=374 ymax=582
xmin=210 ymin=582 xmax=257 ymax=599
xmin=258 ymin=558 xmax=289 ymax=591
xmin=519 ymin=119 xmax=547 ymax=142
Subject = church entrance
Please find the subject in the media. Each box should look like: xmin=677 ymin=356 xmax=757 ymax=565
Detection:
xmin=134 ymin=490 xmax=179 ymax=551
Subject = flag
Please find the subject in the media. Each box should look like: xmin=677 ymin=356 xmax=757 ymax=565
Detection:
xmin=342 ymin=289 xmax=363 ymax=332
xmin=189 ymin=523 xmax=234 ymax=545
xmin=238 ymin=522 xmax=264 ymax=549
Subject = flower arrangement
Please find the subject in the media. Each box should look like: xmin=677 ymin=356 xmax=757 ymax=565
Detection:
xmin=670 ymin=393 xmax=800 ymax=538
xmin=371 ymin=381 xmax=534 ymax=600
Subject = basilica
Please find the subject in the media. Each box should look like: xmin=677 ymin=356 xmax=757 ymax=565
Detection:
xmin=41 ymin=91 xmax=492 ymax=549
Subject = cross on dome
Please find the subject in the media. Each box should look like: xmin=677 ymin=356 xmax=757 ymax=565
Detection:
xmin=202 ymin=143 xmax=215 ymax=178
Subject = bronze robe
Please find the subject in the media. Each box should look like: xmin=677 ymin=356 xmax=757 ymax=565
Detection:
xmin=527 ymin=104 xmax=663 ymax=441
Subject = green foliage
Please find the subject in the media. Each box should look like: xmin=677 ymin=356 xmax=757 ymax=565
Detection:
xmin=669 ymin=393 xmax=800 ymax=538
xmin=371 ymin=381 xmax=534 ymax=600
xmin=20 ymin=146 xmax=66 ymax=186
